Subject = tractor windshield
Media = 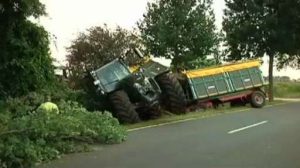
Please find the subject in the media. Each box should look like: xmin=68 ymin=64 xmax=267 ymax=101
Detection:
xmin=94 ymin=60 xmax=131 ymax=86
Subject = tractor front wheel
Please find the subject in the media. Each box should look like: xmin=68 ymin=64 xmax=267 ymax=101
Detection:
xmin=109 ymin=90 xmax=140 ymax=124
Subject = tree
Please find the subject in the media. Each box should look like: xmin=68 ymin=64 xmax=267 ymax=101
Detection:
xmin=223 ymin=0 xmax=300 ymax=101
xmin=0 ymin=0 xmax=55 ymax=98
xmin=66 ymin=25 xmax=141 ymax=89
xmin=138 ymin=0 xmax=219 ymax=69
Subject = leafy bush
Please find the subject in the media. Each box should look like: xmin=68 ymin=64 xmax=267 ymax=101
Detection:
xmin=38 ymin=81 xmax=101 ymax=111
xmin=3 ymin=93 xmax=44 ymax=118
xmin=0 ymin=100 xmax=127 ymax=168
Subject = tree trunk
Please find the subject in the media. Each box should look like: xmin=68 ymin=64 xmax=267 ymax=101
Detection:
xmin=268 ymin=54 xmax=274 ymax=102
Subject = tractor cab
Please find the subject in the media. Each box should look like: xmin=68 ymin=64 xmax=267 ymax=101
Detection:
xmin=91 ymin=59 xmax=131 ymax=94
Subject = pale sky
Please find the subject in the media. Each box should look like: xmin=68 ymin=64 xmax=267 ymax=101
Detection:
xmin=39 ymin=0 xmax=300 ymax=79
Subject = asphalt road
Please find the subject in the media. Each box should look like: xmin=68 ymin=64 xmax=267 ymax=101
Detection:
xmin=40 ymin=102 xmax=300 ymax=168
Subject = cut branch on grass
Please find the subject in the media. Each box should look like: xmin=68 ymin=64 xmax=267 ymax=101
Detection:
xmin=60 ymin=135 xmax=94 ymax=143
xmin=0 ymin=128 xmax=33 ymax=137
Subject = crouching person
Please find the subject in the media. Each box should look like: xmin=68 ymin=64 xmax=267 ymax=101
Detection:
xmin=37 ymin=95 xmax=59 ymax=114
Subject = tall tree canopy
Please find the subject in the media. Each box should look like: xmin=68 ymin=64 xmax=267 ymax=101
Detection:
xmin=223 ymin=0 xmax=300 ymax=101
xmin=66 ymin=25 xmax=141 ymax=89
xmin=138 ymin=0 xmax=219 ymax=69
xmin=0 ymin=0 xmax=55 ymax=98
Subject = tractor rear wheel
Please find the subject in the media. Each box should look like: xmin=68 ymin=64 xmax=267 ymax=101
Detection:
xmin=109 ymin=90 xmax=140 ymax=124
xmin=156 ymin=73 xmax=186 ymax=114
xmin=250 ymin=90 xmax=266 ymax=108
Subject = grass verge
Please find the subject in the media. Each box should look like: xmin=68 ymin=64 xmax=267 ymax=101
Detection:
xmin=274 ymin=82 xmax=300 ymax=98
xmin=126 ymin=100 xmax=286 ymax=130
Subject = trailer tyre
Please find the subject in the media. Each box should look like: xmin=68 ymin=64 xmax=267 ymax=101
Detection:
xmin=156 ymin=73 xmax=186 ymax=114
xmin=250 ymin=91 xmax=266 ymax=108
xmin=109 ymin=90 xmax=140 ymax=124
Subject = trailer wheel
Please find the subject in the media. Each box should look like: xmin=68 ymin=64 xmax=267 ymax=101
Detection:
xmin=109 ymin=90 xmax=140 ymax=124
xmin=250 ymin=91 xmax=266 ymax=108
xmin=156 ymin=73 xmax=186 ymax=114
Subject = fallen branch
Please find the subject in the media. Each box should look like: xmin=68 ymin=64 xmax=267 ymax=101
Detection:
xmin=61 ymin=135 xmax=94 ymax=143
xmin=0 ymin=128 xmax=33 ymax=137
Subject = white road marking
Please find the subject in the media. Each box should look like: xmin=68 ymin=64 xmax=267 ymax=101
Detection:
xmin=127 ymin=109 xmax=251 ymax=132
xmin=228 ymin=120 xmax=268 ymax=134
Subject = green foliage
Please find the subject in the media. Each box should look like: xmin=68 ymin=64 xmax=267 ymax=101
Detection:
xmin=0 ymin=100 xmax=127 ymax=168
xmin=0 ymin=0 xmax=46 ymax=20
xmin=66 ymin=25 xmax=142 ymax=112
xmin=0 ymin=2 xmax=128 ymax=167
xmin=3 ymin=94 xmax=44 ymax=118
xmin=0 ymin=0 xmax=55 ymax=98
xmin=138 ymin=0 xmax=219 ymax=69
xmin=223 ymin=0 xmax=300 ymax=101
xmin=67 ymin=25 xmax=142 ymax=89
xmin=274 ymin=82 xmax=300 ymax=98
xmin=39 ymin=82 xmax=88 ymax=107
xmin=223 ymin=0 xmax=300 ymax=62
xmin=183 ymin=58 xmax=220 ymax=70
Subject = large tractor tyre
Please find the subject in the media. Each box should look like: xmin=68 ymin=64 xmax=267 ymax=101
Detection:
xmin=138 ymin=105 xmax=161 ymax=120
xmin=109 ymin=90 xmax=140 ymax=124
xmin=156 ymin=73 xmax=187 ymax=114
xmin=250 ymin=90 xmax=266 ymax=108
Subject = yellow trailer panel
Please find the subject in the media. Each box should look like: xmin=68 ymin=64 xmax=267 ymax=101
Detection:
xmin=185 ymin=60 xmax=261 ymax=78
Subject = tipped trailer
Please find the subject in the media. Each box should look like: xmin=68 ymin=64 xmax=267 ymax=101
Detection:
xmin=179 ymin=60 xmax=268 ymax=109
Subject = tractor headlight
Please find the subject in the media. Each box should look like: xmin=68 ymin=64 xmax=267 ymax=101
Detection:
xmin=134 ymin=71 xmax=145 ymax=81
xmin=143 ymin=77 xmax=152 ymax=88
xmin=93 ymin=80 xmax=100 ymax=85
xmin=134 ymin=83 xmax=145 ymax=94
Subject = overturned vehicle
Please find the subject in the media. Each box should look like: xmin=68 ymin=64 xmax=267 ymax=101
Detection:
xmin=90 ymin=49 xmax=186 ymax=123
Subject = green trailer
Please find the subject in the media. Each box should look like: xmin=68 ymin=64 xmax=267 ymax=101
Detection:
xmin=180 ymin=60 xmax=268 ymax=109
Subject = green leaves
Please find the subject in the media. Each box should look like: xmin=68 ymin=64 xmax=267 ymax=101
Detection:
xmin=0 ymin=99 xmax=127 ymax=168
xmin=138 ymin=0 xmax=219 ymax=69
xmin=0 ymin=0 xmax=55 ymax=98
xmin=67 ymin=25 xmax=142 ymax=89
xmin=0 ymin=0 xmax=46 ymax=18
xmin=223 ymin=0 xmax=300 ymax=64
xmin=223 ymin=0 xmax=300 ymax=101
